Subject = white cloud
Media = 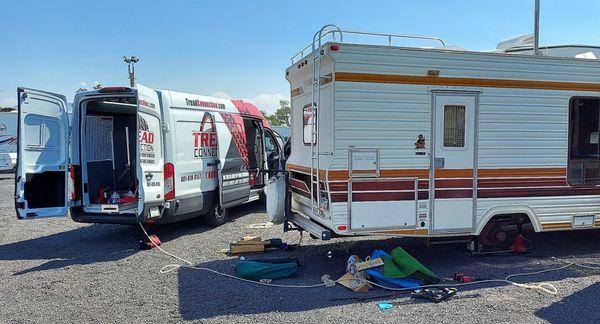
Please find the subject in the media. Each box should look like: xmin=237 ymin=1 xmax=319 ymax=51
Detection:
xmin=210 ymin=92 xmax=232 ymax=99
xmin=80 ymin=81 xmax=88 ymax=86
xmin=0 ymin=96 xmax=17 ymax=108
xmin=210 ymin=91 xmax=288 ymax=114
xmin=244 ymin=93 xmax=287 ymax=114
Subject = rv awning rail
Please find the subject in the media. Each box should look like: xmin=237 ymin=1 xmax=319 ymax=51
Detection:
xmin=291 ymin=25 xmax=447 ymax=63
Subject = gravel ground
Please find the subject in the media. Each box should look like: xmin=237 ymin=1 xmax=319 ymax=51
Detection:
xmin=1 ymin=173 xmax=600 ymax=323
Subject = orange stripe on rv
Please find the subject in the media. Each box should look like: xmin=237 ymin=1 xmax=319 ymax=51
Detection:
xmin=541 ymin=222 xmax=572 ymax=230
xmin=335 ymin=72 xmax=600 ymax=92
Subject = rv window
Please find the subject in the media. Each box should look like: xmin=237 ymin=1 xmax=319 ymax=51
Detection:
xmin=443 ymin=105 xmax=466 ymax=148
xmin=303 ymin=104 xmax=315 ymax=145
xmin=568 ymin=97 xmax=600 ymax=185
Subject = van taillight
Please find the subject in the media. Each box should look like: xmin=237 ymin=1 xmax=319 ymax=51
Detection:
xmin=164 ymin=163 xmax=175 ymax=200
xmin=69 ymin=164 xmax=79 ymax=200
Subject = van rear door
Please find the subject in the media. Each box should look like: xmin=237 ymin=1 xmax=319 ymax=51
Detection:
xmin=15 ymin=88 xmax=69 ymax=219
xmin=215 ymin=113 xmax=250 ymax=208
xmin=136 ymin=84 xmax=164 ymax=211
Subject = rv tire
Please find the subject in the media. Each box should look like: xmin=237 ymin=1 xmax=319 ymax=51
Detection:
xmin=204 ymin=203 xmax=228 ymax=226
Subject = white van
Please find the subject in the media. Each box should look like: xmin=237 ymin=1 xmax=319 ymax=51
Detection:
xmin=15 ymin=85 xmax=282 ymax=226
xmin=0 ymin=110 xmax=17 ymax=171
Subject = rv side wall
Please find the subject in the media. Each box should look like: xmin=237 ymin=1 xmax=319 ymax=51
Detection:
xmin=288 ymin=43 xmax=600 ymax=237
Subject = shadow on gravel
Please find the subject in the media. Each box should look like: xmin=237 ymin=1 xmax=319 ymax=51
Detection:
xmin=0 ymin=201 xmax=264 ymax=276
xmin=536 ymin=282 xmax=600 ymax=322
xmin=0 ymin=224 xmax=141 ymax=275
xmin=0 ymin=221 xmax=213 ymax=275
xmin=177 ymin=230 xmax=600 ymax=320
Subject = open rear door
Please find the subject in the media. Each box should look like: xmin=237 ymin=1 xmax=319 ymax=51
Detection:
xmin=136 ymin=84 xmax=164 ymax=214
xmin=15 ymin=88 xmax=69 ymax=219
xmin=215 ymin=113 xmax=250 ymax=208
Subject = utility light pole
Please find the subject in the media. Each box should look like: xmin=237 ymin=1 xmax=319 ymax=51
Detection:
xmin=122 ymin=56 xmax=140 ymax=87
xmin=534 ymin=0 xmax=541 ymax=56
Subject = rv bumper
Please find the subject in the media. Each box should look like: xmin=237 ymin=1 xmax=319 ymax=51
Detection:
xmin=288 ymin=212 xmax=331 ymax=240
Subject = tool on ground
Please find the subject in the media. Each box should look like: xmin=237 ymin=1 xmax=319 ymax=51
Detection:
xmin=411 ymin=288 xmax=457 ymax=303
xmin=140 ymin=234 xmax=161 ymax=250
xmin=453 ymin=272 xmax=474 ymax=283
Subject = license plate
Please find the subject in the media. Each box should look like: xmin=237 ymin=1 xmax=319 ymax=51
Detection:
xmin=149 ymin=206 xmax=160 ymax=218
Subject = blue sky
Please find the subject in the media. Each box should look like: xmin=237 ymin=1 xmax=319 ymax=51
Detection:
xmin=1 ymin=0 xmax=599 ymax=112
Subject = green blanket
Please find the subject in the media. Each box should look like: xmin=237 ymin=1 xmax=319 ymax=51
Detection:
xmin=382 ymin=247 xmax=440 ymax=285
xmin=236 ymin=257 xmax=298 ymax=281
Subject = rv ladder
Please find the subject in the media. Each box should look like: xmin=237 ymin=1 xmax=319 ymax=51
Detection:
xmin=309 ymin=25 xmax=340 ymax=215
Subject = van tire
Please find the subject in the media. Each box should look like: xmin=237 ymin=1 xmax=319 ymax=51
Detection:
xmin=204 ymin=203 xmax=228 ymax=227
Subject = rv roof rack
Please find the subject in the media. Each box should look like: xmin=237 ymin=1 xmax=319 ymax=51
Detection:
xmin=291 ymin=24 xmax=446 ymax=63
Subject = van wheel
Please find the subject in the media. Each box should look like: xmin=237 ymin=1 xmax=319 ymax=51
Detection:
xmin=204 ymin=203 xmax=228 ymax=226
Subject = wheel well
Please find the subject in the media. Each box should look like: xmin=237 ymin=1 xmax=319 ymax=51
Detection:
xmin=476 ymin=207 xmax=541 ymax=235
xmin=485 ymin=213 xmax=532 ymax=226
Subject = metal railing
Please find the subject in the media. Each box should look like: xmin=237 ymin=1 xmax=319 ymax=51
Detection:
xmin=309 ymin=25 xmax=339 ymax=215
xmin=291 ymin=25 xmax=446 ymax=63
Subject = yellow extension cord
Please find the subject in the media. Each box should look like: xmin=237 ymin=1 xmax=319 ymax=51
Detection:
xmin=139 ymin=223 xmax=600 ymax=295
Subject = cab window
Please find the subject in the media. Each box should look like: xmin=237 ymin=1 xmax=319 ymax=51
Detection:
xmin=265 ymin=130 xmax=280 ymax=158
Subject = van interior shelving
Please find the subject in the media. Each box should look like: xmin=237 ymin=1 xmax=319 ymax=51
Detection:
xmin=81 ymin=98 xmax=139 ymax=214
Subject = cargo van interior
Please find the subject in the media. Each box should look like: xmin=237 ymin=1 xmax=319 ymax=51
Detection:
xmin=81 ymin=98 xmax=139 ymax=213
xmin=244 ymin=118 xmax=265 ymax=188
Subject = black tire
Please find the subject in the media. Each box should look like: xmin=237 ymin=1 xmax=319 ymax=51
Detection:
xmin=203 ymin=203 xmax=228 ymax=227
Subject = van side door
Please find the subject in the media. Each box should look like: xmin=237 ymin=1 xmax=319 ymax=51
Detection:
xmin=15 ymin=88 xmax=69 ymax=219
xmin=215 ymin=112 xmax=250 ymax=208
xmin=264 ymin=128 xmax=282 ymax=175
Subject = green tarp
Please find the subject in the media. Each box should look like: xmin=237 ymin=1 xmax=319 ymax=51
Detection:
xmin=236 ymin=257 xmax=299 ymax=281
xmin=382 ymin=247 xmax=440 ymax=285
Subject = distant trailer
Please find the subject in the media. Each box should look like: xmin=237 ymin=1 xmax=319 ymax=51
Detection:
xmin=0 ymin=110 xmax=17 ymax=171
xmin=283 ymin=25 xmax=600 ymax=244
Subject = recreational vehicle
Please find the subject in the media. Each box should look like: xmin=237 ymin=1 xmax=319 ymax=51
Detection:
xmin=0 ymin=109 xmax=17 ymax=171
xmin=282 ymin=25 xmax=600 ymax=246
xmin=15 ymin=85 xmax=282 ymax=226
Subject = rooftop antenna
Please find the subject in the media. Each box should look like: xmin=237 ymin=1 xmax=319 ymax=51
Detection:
xmin=122 ymin=56 xmax=140 ymax=87
xmin=534 ymin=0 xmax=541 ymax=56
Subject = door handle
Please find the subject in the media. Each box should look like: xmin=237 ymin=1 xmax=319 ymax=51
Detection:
xmin=434 ymin=157 xmax=445 ymax=169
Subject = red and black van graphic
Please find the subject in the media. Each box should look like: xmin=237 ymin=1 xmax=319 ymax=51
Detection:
xmin=138 ymin=115 xmax=156 ymax=164
xmin=192 ymin=112 xmax=218 ymax=159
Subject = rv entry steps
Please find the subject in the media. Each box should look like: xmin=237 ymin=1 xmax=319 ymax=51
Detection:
xmin=290 ymin=213 xmax=331 ymax=240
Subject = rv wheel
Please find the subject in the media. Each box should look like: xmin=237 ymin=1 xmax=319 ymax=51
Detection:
xmin=204 ymin=203 xmax=228 ymax=226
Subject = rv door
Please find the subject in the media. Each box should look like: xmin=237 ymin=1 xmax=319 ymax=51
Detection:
xmin=215 ymin=113 xmax=250 ymax=208
xmin=15 ymin=88 xmax=69 ymax=219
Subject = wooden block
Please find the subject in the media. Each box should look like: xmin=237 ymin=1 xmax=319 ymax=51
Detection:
xmin=235 ymin=237 xmax=266 ymax=245
xmin=356 ymin=258 xmax=384 ymax=271
xmin=230 ymin=244 xmax=265 ymax=254
xmin=338 ymin=272 xmax=370 ymax=292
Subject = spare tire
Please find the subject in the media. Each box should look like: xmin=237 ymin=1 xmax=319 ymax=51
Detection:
xmin=265 ymin=172 xmax=286 ymax=224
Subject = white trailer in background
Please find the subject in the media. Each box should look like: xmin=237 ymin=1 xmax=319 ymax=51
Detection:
xmin=282 ymin=25 xmax=600 ymax=246
xmin=0 ymin=110 xmax=17 ymax=171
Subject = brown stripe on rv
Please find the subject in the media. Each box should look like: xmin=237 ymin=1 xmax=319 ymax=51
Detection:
xmin=291 ymin=87 xmax=304 ymax=97
xmin=287 ymin=164 xmax=567 ymax=181
xmin=335 ymin=72 xmax=600 ymax=92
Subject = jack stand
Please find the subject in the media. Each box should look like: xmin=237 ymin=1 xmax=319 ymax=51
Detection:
xmin=509 ymin=223 xmax=528 ymax=254
xmin=467 ymin=237 xmax=484 ymax=257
